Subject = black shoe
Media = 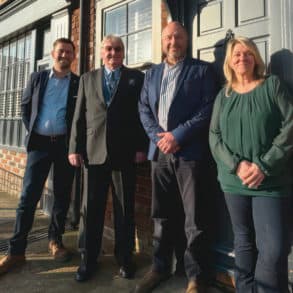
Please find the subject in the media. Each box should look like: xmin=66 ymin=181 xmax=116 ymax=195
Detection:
xmin=118 ymin=264 xmax=135 ymax=279
xmin=75 ymin=264 xmax=97 ymax=282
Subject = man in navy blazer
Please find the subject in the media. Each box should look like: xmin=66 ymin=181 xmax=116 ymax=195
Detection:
xmin=0 ymin=38 xmax=79 ymax=275
xmin=135 ymin=22 xmax=219 ymax=293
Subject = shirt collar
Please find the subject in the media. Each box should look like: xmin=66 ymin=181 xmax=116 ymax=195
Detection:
xmin=164 ymin=57 xmax=185 ymax=70
xmin=49 ymin=68 xmax=71 ymax=79
xmin=104 ymin=66 xmax=121 ymax=77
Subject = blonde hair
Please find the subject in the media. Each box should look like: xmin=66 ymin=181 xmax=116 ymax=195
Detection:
xmin=223 ymin=36 xmax=265 ymax=96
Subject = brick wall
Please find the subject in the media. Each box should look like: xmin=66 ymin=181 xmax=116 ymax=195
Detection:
xmin=71 ymin=8 xmax=79 ymax=74
xmin=0 ymin=148 xmax=26 ymax=196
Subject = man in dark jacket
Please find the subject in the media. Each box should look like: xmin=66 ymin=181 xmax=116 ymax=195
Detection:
xmin=0 ymin=38 xmax=79 ymax=275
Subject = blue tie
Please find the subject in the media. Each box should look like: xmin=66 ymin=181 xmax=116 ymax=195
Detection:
xmin=108 ymin=71 xmax=116 ymax=97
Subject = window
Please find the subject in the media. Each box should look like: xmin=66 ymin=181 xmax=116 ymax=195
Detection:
xmin=104 ymin=0 xmax=152 ymax=65
xmin=0 ymin=32 xmax=32 ymax=119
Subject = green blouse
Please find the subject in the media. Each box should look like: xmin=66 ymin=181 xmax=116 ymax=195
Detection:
xmin=209 ymin=75 xmax=293 ymax=197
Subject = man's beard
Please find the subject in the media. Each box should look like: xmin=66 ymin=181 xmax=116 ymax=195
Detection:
xmin=58 ymin=59 xmax=71 ymax=70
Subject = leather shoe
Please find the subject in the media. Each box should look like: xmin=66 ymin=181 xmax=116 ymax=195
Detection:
xmin=186 ymin=280 xmax=207 ymax=293
xmin=75 ymin=264 xmax=97 ymax=282
xmin=48 ymin=240 xmax=71 ymax=262
xmin=118 ymin=264 xmax=135 ymax=279
xmin=0 ymin=254 xmax=26 ymax=275
xmin=134 ymin=270 xmax=171 ymax=293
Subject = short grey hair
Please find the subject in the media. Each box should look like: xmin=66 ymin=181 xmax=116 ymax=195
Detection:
xmin=101 ymin=35 xmax=125 ymax=53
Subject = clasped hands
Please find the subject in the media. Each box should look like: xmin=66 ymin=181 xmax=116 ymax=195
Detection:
xmin=236 ymin=160 xmax=265 ymax=189
xmin=157 ymin=132 xmax=180 ymax=154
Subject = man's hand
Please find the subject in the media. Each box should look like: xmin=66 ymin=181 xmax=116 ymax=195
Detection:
xmin=134 ymin=151 xmax=147 ymax=163
xmin=157 ymin=132 xmax=180 ymax=154
xmin=68 ymin=153 xmax=83 ymax=167
xmin=237 ymin=160 xmax=265 ymax=189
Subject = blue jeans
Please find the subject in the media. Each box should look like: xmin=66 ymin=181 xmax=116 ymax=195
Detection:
xmin=225 ymin=193 xmax=291 ymax=293
xmin=9 ymin=135 xmax=75 ymax=255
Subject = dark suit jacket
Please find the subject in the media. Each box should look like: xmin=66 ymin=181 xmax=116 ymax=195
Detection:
xmin=21 ymin=70 xmax=80 ymax=150
xmin=69 ymin=65 xmax=147 ymax=168
xmin=139 ymin=57 xmax=219 ymax=161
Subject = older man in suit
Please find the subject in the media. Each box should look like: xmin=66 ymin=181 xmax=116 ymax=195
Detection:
xmin=69 ymin=35 xmax=147 ymax=282
xmin=0 ymin=38 xmax=79 ymax=275
xmin=134 ymin=22 xmax=219 ymax=293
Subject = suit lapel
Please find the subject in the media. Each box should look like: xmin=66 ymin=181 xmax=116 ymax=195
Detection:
xmin=67 ymin=73 xmax=79 ymax=101
xmin=155 ymin=64 xmax=164 ymax=111
xmin=66 ymin=73 xmax=79 ymax=113
xmin=172 ymin=58 xmax=190 ymax=100
xmin=38 ymin=70 xmax=50 ymax=106
xmin=89 ymin=69 xmax=106 ymax=107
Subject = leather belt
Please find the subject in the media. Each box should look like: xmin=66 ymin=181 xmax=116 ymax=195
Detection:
xmin=33 ymin=132 xmax=66 ymax=143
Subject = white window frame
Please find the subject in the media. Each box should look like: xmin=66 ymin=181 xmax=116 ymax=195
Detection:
xmin=95 ymin=0 xmax=162 ymax=68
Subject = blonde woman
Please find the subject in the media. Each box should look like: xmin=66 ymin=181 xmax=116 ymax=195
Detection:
xmin=209 ymin=36 xmax=293 ymax=293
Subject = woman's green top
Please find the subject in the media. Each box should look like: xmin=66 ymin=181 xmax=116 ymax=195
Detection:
xmin=209 ymin=75 xmax=293 ymax=197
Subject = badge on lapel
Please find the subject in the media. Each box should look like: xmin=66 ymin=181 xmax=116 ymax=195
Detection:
xmin=128 ymin=78 xmax=136 ymax=86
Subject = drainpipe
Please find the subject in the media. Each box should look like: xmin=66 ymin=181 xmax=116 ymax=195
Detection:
xmin=78 ymin=0 xmax=87 ymax=75
xmin=166 ymin=0 xmax=185 ymax=24
xmin=70 ymin=0 xmax=87 ymax=228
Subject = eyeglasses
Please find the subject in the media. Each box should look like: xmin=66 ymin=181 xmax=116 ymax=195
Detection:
xmin=103 ymin=46 xmax=123 ymax=53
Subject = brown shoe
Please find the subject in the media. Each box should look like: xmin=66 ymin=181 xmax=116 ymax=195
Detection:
xmin=134 ymin=270 xmax=171 ymax=293
xmin=186 ymin=280 xmax=207 ymax=293
xmin=48 ymin=241 xmax=71 ymax=262
xmin=0 ymin=254 xmax=26 ymax=275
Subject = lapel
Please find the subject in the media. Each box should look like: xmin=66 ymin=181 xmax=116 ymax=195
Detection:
xmin=66 ymin=73 xmax=79 ymax=112
xmin=154 ymin=63 xmax=164 ymax=111
xmin=93 ymin=68 xmax=106 ymax=107
xmin=171 ymin=57 xmax=191 ymax=101
xmin=38 ymin=70 xmax=50 ymax=108
xmin=67 ymin=73 xmax=79 ymax=100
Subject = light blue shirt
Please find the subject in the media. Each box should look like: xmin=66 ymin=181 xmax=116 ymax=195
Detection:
xmin=34 ymin=69 xmax=70 ymax=136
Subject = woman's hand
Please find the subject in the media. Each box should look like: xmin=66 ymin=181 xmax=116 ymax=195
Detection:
xmin=237 ymin=161 xmax=265 ymax=188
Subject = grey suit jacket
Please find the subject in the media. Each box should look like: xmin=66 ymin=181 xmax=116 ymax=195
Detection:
xmin=69 ymin=66 xmax=147 ymax=167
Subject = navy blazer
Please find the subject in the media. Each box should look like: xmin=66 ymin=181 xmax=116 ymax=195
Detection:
xmin=21 ymin=70 xmax=79 ymax=150
xmin=139 ymin=57 xmax=219 ymax=161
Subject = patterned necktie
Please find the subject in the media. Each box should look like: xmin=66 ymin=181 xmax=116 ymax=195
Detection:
xmin=108 ymin=71 xmax=116 ymax=97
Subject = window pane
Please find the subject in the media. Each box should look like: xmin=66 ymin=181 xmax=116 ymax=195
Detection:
xmin=16 ymin=37 xmax=25 ymax=89
xmin=43 ymin=29 xmax=51 ymax=57
xmin=128 ymin=30 xmax=151 ymax=64
xmin=24 ymin=33 xmax=32 ymax=86
xmin=15 ymin=36 xmax=26 ymax=118
xmin=0 ymin=47 xmax=3 ymax=118
xmin=0 ymin=33 xmax=32 ymax=120
xmin=105 ymin=6 xmax=127 ymax=36
xmin=128 ymin=0 xmax=152 ymax=33
xmin=2 ymin=44 xmax=9 ymax=117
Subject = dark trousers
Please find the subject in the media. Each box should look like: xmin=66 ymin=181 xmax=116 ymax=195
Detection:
xmin=9 ymin=134 xmax=75 ymax=255
xmin=78 ymin=162 xmax=136 ymax=268
xmin=225 ymin=193 xmax=291 ymax=293
xmin=151 ymin=152 xmax=203 ymax=280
